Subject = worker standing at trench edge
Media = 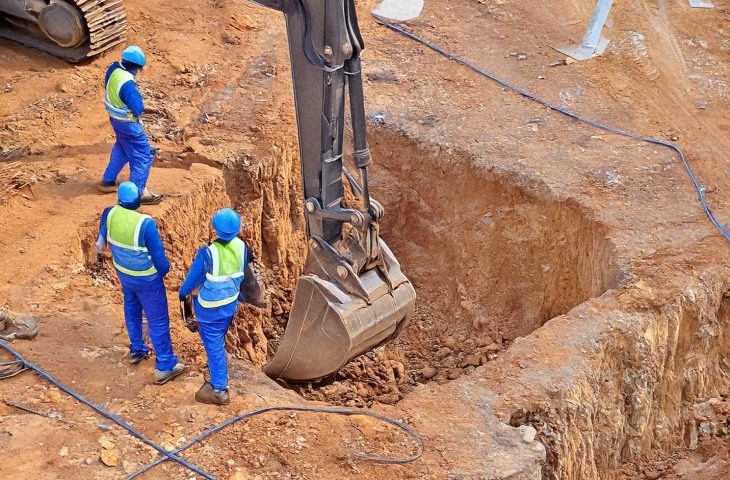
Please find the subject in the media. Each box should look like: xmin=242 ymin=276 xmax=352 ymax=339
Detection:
xmin=179 ymin=208 xmax=264 ymax=405
xmin=95 ymin=181 xmax=185 ymax=384
xmin=98 ymin=45 xmax=163 ymax=205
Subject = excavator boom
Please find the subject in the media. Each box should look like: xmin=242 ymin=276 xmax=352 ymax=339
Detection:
xmin=254 ymin=0 xmax=416 ymax=382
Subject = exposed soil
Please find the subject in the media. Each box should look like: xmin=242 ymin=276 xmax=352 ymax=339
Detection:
xmin=288 ymin=128 xmax=617 ymax=407
xmin=1 ymin=0 xmax=729 ymax=479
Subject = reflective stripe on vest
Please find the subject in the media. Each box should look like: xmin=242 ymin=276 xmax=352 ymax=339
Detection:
xmin=104 ymin=67 xmax=137 ymax=122
xmin=197 ymin=238 xmax=247 ymax=309
xmin=106 ymin=206 xmax=157 ymax=277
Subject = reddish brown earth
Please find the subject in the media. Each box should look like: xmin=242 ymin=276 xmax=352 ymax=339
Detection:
xmin=1 ymin=0 xmax=729 ymax=479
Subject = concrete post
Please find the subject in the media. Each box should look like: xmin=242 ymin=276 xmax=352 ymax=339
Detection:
xmin=552 ymin=0 xmax=613 ymax=61
xmin=688 ymin=0 xmax=715 ymax=8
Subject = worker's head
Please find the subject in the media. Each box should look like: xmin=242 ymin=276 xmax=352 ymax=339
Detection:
xmin=212 ymin=208 xmax=241 ymax=241
xmin=118 ymin=181 xmax=140 ymax=210
xmin=121 ymin=45 xmax=146 ymax=72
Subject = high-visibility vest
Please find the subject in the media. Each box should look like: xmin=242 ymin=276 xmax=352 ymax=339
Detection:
xmin=103 ymin=67 xmax=137 ymax=122
xmin=198 ymin=238 xmax=247 ymax=309
xmin=106 ymin=206 xmax=157 ymax=277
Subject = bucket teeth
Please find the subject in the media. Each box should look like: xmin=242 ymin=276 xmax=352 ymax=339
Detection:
xmin=265 ymin=239 xmax=416 ymax=382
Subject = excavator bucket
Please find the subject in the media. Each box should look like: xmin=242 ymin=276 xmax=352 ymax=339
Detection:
xmin=265 ymin=239 xmax=416 ymax=382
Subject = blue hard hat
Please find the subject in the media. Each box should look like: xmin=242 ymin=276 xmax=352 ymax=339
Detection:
xmin=118 ymin=181 xmax=140 ymax=206
xmin=212 ymin=208 xmax=241 ymax=241
xmin=121 ymin=45 xmax=146 ymax=68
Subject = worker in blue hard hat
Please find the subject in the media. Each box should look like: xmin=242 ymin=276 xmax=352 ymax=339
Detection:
xmin=179 ymin=208 xmax=265 ymax=405
xmin=96 ymin=181 xmax=185 ymax=384
xmin=98 ymin=45 xmax=163 ymax=205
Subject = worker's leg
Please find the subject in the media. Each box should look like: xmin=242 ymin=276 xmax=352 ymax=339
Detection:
xmin=121 ymin=285 xmax=150 ymax=356
xmin=102 ymin=123 xmax=131 ymax=185
xmin=197 ymin=312 xmax=234 ymax=391
xmin=135 ymin=277 xmax=178 ymax=372
xmin=119 ymin=123 xmax=154 ymax=193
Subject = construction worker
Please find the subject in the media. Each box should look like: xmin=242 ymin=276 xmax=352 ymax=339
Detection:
xmin=96 ymin=181 xmax=185 ymax=384
xmin=179 ymin=208 xmax=262 ymax=405
xmin=98 ymin=45 xmax=163 ymax=205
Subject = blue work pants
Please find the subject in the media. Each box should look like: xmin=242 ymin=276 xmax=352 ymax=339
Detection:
xmin=121 ymin=276 xmax=178 ymax=372
xmin=195 ymin=301 xmax=235 ymax=391
xmin=103 ymin=118 xmax=153 ymax=192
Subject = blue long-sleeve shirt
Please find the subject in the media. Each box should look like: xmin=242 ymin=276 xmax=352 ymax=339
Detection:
xmin=96 ymin=206 xmax=170 ymax=284
xmin=104 ymin=62 xmax=144 ymax=118
xmin=179 ymin=241 xmax=255 ymax=301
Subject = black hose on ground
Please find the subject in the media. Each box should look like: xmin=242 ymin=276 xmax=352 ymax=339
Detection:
xmin=0 ymin=340 xmax=423 ymax=480
xmin=127 ymin=405 xmax=423 ymax=478
xmin=373 ymin=16 xmax=730 ymax=243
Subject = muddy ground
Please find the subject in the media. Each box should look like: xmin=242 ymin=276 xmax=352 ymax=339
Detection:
xmin=1 ymin=0 xmax=729 ymax=479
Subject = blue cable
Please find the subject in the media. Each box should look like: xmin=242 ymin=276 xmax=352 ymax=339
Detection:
xmin=128 ymin=405 xmax=424 ymax=479
xmin=0 ymin=341 xmax=216 ymax=480
xmin=0 ymin=339 xmax=423 ymax=479
xmin=373 ymin=16 xmax=730 ymax=243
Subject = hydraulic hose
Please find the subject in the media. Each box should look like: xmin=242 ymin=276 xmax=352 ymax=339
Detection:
xmin=373 ymin=16 xmax=730 ymax=243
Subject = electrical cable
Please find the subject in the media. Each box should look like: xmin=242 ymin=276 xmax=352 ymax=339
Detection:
xmin=0 ymin=340 xmax=217 ymax=480
xmin=0 ymin=359 xmax=28 ymax=379
xmin=373 ymin=16 xmax=730 ymax=243
xmin=127 ymin=404 xmax=423 ymax=479
xmin=0 ymin=340 xmax=423 ymax=480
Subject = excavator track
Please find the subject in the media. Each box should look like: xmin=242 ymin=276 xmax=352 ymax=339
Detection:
xmin=0 ymin=0 xmax=127 ymax=62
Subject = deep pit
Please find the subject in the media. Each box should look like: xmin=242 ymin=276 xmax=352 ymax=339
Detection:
xmin=219 ymin=127 xmax=619 ymax=406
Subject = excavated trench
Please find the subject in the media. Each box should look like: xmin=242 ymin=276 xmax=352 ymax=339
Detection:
xmin=78 ymin=127 xmax=730 ymax=477
xmin=219 ymin=126 xmax=619 ymax=407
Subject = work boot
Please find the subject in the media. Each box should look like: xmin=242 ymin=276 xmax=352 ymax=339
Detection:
xmin=195 ymin=380 xmax=230 ymax=405
xmin=139 ymin=187 xmax=164 ymax=205
xmin=96 ymin=180 xmax=118 ymax=194
xmin=153 ymin=362 xmax=186 ymax=385
xmin=129 ymin=351 xmax=148 ymax=364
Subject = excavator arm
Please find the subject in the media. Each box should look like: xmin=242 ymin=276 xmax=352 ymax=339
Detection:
xmin=254 ymin=0 xmax=416 ymax=382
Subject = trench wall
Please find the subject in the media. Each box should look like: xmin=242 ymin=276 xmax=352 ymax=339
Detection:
xmin=489 ymin=264 xmax=730 ymax=479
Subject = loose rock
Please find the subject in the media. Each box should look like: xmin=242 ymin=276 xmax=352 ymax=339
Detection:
xmin=520 ymin=425 xmax=537 ymax=443
xmin=100 ymin=448 xmax=119 ymax=467
xmin=461 ymin=354 xmax=482 ymax=368
xmin=442 ymin=336 xmax=457 ymax=349
xmin=420 ymin=366 xmax=437 ymax=380
xmin=436 ymin=347 xmax=452 ymax=360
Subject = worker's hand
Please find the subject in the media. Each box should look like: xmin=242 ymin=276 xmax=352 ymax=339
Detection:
xmin=180 ymin=296 xmax=198 ymax=333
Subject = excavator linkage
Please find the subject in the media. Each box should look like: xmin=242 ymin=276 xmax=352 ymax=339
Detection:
xmin=253 ymin=0 xmax=416 ymax=382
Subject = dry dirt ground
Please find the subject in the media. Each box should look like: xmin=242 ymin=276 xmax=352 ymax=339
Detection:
xmin=1 ymin=0 xmax=730 ymax=479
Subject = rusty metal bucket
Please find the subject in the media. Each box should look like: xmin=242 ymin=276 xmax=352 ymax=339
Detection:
xmin=264 ymin=239 xmax=415 ymax=382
